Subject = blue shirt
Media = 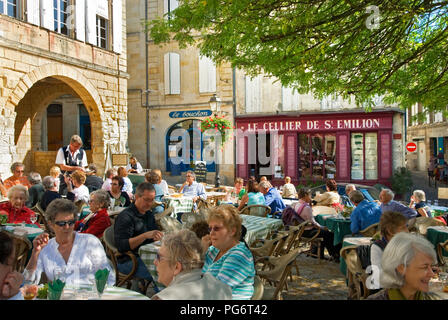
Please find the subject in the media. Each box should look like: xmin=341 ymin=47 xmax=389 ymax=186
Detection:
xmin=181 ymin=181 xmax=207 ymax=200
xmin=380 ymin=200 xmax=417 ymax=219
xmin=247 ymin=192 xmax=265 ymax=206
xmin=350 ymin=200 xmax=382 ymax=234
xmin=264 ymin=188 xmax=286 ymax=214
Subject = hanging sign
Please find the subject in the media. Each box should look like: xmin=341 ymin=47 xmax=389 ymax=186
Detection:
xmin=169 ymin=110 xmax=212 ymax=118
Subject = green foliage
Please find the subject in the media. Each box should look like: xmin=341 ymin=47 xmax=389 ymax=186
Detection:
xmin=389 ymin=167 xmax=413 ymax=196
xmin=147 ymin=0 xmax=448 ymax=112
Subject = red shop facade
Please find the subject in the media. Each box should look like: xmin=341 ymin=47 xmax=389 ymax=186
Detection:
xmin=235 ymin=111 xmax=401 ymax=187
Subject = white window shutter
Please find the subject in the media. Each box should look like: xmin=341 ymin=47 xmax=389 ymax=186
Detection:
xmin=40 ymin=0 xmax=54 ymax=30
xmin=435 ymin=111 xmax=443 ymax=123
xmin=282 ymin=87 xmax=292 ymax=111
xmin=165 ymin=52 xmax=181 ymax=95
xmin=199 ymin=55 xmax=216 ymax=93
xmin=112 ymin=0 xmax=122 ymax=53
xmin=245 ymin=75 xmax=261 ymax=112
xmin=27 ymin=0 xmax=40 ymax=25
xmin=75 ymin=0 xmax=85 ymax=42
xmin=86 ymin=0 xmax=98 ymax=45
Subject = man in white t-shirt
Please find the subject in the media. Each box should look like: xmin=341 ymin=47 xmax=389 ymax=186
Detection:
xmin=55 ymin=135 xmax=88 ymax=195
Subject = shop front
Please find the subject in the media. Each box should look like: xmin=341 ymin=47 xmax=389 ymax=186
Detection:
xmin=235 ymin=111 xmax=400 ymax=186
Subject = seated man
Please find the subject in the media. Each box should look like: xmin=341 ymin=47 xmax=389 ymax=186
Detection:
xmin=259 ymin=181 xmax=286 ymax=216
xmin=114 ymin=183 xmax=164 ymax=293
xmin=379 ymin=189 xmax=417 ymax=219
xmin=349 ymin=190 xmax=382 ymax=235
xmin=341 ymin=184 xmax=356 ymax=207
xmin=40 ymin=176 xmax=68 ymax=211
xmin=179 ymin=171 xmax=207 ymax=202
xmin=4 ymin=162 xmax=31 ymax=191
xmin=25 ymin=172 xmax=45 ymax=208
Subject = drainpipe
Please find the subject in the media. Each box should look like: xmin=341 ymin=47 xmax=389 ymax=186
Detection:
xmin=232 ymin=67 xmax=237 ymax=180
xmin=145 ymin=0 xmax=150 ymax=168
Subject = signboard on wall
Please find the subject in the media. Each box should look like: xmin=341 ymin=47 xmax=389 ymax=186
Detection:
xmin=112 ymin=154 xmax=128 ymax=166
xmin=194 ymin=161 xmax=207 ymax=183
xmin=169 ymin=110 xmax=212 ymax=118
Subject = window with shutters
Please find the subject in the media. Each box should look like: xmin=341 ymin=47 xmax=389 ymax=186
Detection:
xmin=198 ymin=55 xmax=216 ymax=93
xmin=96 ymin=15 xmax=108 ymax=49
xmin=164 ymin=52 xmax=181 ymax=95
xmin=54 ymin=0 xmax=69 ymax=35
xmin=281 ymin=86 xmax=300 ymax=111
xmin=1 ymin=0 xmax=19 ymax=18
xmin=245 ymin=75 xmax=262 ymax=113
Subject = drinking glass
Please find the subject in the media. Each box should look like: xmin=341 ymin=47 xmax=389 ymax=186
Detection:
xmin=434 ymin=199 xmax=439 ymax=206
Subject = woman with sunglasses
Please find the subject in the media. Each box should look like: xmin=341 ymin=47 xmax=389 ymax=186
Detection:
xmin=24 ymin=199 xmax=114 ymax=287
xmin=151 ymin=229 xmax=232 ymax=300
xmin=201 ymin=204 xmax=255 ymax=300
xmin=74 ymin=189 xmax=111 ymax=239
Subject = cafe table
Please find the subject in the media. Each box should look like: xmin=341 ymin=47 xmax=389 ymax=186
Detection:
xmin=162 ymin=195 xmax=194 ymax=217
xmin=426 ymin=226 xmax=448 ymax=257
xmin=61 ymin=285 xmax=150 ymax=300
xmin=205 ymin=191 xmax=228 ymax=205
xmin=315 ymin=214 xmax=353 ymax=246
xmin=339 ymin=236 xmax=372 ymax=277
xmin=2 ymin=223 xmax=44 ymax=242
xmin=430 ymin=205 xmax=448 ymax=217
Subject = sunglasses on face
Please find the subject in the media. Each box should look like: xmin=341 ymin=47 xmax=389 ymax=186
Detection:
xmin=54 ymin=219 xmax=76 ymax=227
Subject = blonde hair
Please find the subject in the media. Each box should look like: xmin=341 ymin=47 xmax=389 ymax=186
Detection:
xmin=208 ymin=204 xmax=242 ymax=241
xmin=117 ymin=166 xmax=128 ymax=177
xmin=152 ymin=169 xmax=163 ymax=183
xmin=71 ymin=170 xmax=86 ymax=185
xmin=285 ymin=176 xmax=291 ymax=183
xmin=413 ymin=190 xmax=426 ymax=202
xmin=49 ymin=166 xmax=61 ymax=178
xmin=70 ymin=135 xmax=83 ymax=145
xmin=234 ymin=177 xmax=244 ymax=185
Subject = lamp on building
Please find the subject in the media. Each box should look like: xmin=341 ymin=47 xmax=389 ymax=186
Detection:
xmin=209 ymin=94 xmax=222 ymax=187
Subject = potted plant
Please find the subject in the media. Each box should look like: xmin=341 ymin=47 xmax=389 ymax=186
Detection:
xmin=200 ymin=115 xmax=233 ymax=146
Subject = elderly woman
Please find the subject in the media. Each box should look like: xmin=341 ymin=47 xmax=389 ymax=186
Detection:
xmin=0 ymin=231 xmax=24 ymax=300
xmin=75 ymin=189 xmax=111 ymax=239
xmin=409 ymin=190 xmax=432 ymax=218
xmin=108 ymin=176 xmax=131 ymax=208
xmin=0 ymin=185 xmax=36 ymax=225
xmin=24 ymin=199 xmax=115 ymax=286
xmin=313 ymin=179 xmax=340 ymax=207
xmin=25 ymin=172 xmax=45 ymax=208
xmin=367 ymin=232 xmax=441 ymax=300
xmin=65 ymin=170 xmax=89 ymax=204
xmin=126 ymin=156 xmax=143 ymax=174
xmin=117 ymin=166 xmax=133 ymax=197
xmin=152 ymin=168 xmax=169 ymax=195
xmin=144 ymin=171 xmax=164 ymax=214
xmin=201 ymin=204 xmax=255 ymax=300
xmin=151 ymin=229 xmax=232 ymax=300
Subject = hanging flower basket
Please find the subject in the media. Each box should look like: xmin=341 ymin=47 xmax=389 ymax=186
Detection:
xmin=200 ymin=115 xmax=234 ymax=146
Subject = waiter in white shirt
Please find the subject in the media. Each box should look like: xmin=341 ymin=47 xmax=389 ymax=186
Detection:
xmin=55 ymin=135 xmax=88 ymax=195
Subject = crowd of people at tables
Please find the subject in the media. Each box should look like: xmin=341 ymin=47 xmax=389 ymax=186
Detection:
xmin=0 ymin=136 xmax=447 ymax=300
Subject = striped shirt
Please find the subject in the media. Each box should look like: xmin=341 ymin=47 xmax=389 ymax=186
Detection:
xmin=202 ymin=242 xmax=255 ymax=300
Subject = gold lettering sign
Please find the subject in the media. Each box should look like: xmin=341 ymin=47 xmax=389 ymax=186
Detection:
xmin=112 ymin=154 xmax=128 ymax=166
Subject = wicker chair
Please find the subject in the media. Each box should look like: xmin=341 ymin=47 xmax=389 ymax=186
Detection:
xmin=250 ymin=233 xmax=289 ymax=259
xmin=359 ymin=223 xmax=380 ymax=237
xmin=340 ymin=245 xmax=370 ymax=300
xmin=9 ymin=233 xmax=32 ymax=273
xmin=437 ymin=239 xmax=448 ymax=266
xmin=102 ymin=226 xmax=139 ymax=289
xmin=32 ymin=202 xmax=55 ymax=238
xmin=251 ymin=275 xmax=264 ymax=300
xmin=414 ymin=217 xmax=446 ymax=236
xmin=239 ymin=205 xmax=271 ymax=217
xmin=256 ymin=247 xmax=301 ymax=300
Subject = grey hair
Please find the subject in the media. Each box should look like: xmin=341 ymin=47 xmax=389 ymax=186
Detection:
xmin=88 ymin=163 xmax=97 ymax=173
xmin=161 ymin=229 xmax=204 ymax=272
xmin=345 ymin=184 xmax=356 ymax=193
xmin=259 ymin=181 xmax=272 ymax=190
xmin=380 ymin=232 xmax=436 ymax=288
xmin=10 ymin=162 xmax=24 ymax=173
xmin=7 ymin=185 xmax=29 ymax=201
xmin=42 ymin=176 xmax=56 ymax=190
xmin=28 ymin=172 xmax=42 ymax=185
xmin=70 ymin=135 xmax=83 ymax=145
xmin=90 ymin=189 xmax=110 ymax=209
xmin=382 ymin=188 xmax=395 ymax=200
xmin=186 ymin=170 xmax=196 ymax=179
xmin=413 ymin=190 xmax=426 ymax=202
xmin=45 ymin=198 xmax=77 ymax=223
xmin=349 ymin=190 xmax=365 ymax=204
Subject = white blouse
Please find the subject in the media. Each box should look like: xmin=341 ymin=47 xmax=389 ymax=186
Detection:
xmin=158 ymin=180 xmax=169 ymax=195
xmin=24 ymin=233 xmax=115 ymax=287
xmin=73 ymin=185 xmax=90 ymax=203
xmin=122 ymin=177 xmax=133 ymax=195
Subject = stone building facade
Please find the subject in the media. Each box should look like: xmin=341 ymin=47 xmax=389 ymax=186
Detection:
xmin=0 ymin=0 xmax=128 ymax=178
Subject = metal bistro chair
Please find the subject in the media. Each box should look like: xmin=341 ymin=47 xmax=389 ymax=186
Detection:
xmin=251 ymin=275 xmax=265 ymax=300
xmin=9 ymin=233 xmax=32 ymax=273
xmin=437 ymin=239 xmax=448 ymax=266
xmin=32 ymin=202 xmax=55 ymax=238
xmin=340 ymin=245 xmax=370 ymax=300
xmin=359 ymin=223 xmax=380 ymax=237
xmin=239 ymin=205 xmax=271 ymax=217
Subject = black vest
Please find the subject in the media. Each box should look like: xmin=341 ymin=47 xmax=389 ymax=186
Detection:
xmin=61 ymin=145 xmax=85 ymax=173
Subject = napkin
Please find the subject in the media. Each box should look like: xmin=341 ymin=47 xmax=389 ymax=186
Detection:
xmin=48 ymin=279 xmax=66 ymax=300
xmin=94 ymin=268 xmax=110 ymax=294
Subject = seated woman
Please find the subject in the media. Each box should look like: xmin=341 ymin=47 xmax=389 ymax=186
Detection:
xmin=24 ymin=199 xmax=115 ymax=286
xmin=108 ymin=176 xmax=131 ymax=208
xmin=0 ymin=231 xmax=24 ymax=300
xmin=49 ymin=165 xmax=61 ymax=192
xmin=409 ymin=190 xmax=432 ymax=218
xmin=151 ymin=229 xmax=232 ymax=300
xmin=152 ymin=168 xmax=169 ymax=195
xmin=126 ymin=156 xmax=143 ymax=174
xmin=237 ymin=180 xmax=265 ymax=211
xmin=201 ymin=204 xmax=255 ymax=300
xmin=281 ymin=176 xmax=297 ymax=199
xmin=65 ymin=170 xmax=89 ymax=204
xmin=295 ymin=188 xmax=341 ymax=261
xmin=369 ymin=211 xmax=408 ymax=290
xmin=144 ymin=171 xmax=164 ymax=214
xmin=75 ymin=189 xmax=111 ymax=239
xmin=367 ymin=232 xmax=441 ymax=300
xmin=230 ymin=177 xmax=246 ymax=201
xmin=117 ymin=167 xmax=134 ymax=198
xmin=313 ymin=179 xmax=340 ymax=207
xmin=0 ymin=185 xmax=37 ymax=225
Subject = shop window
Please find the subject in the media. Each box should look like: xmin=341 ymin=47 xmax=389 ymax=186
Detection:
xmin=298 ymin=134 xmax=337 ymax=180
xmin=351 ymin=132 xmax=377 ymax=180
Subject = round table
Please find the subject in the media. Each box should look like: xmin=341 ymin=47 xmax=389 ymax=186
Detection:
xmin=3 ymin=223 xmax=44 ymax=242
xmin=426 ymin=226 xmax=448 ymax=257
xmin=60 ymin=285 xmax=150 ymax=300
xmin=315 ymin=214 xmax=352 ymax=246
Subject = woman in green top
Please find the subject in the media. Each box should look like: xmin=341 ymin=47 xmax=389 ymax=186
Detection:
xmin=233 ymin=177 xmax=246 ymax=200
xmin=367 ymin=232 xmax=441 ymax=300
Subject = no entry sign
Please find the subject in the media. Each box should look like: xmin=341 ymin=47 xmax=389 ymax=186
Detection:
xmin=406 ymin=142 xmax=417 ymax=152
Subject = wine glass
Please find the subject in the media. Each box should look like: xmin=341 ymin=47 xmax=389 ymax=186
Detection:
xmin=30 ymin=213 xmax=37 ymax=225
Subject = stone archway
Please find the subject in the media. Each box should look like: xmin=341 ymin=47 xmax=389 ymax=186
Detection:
xmin=4 ymin=63 xmax=112 ymax=176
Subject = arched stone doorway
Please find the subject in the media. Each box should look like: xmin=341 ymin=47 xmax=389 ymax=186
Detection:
xmin=3 ymin=63 xmax=114 ymax=177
